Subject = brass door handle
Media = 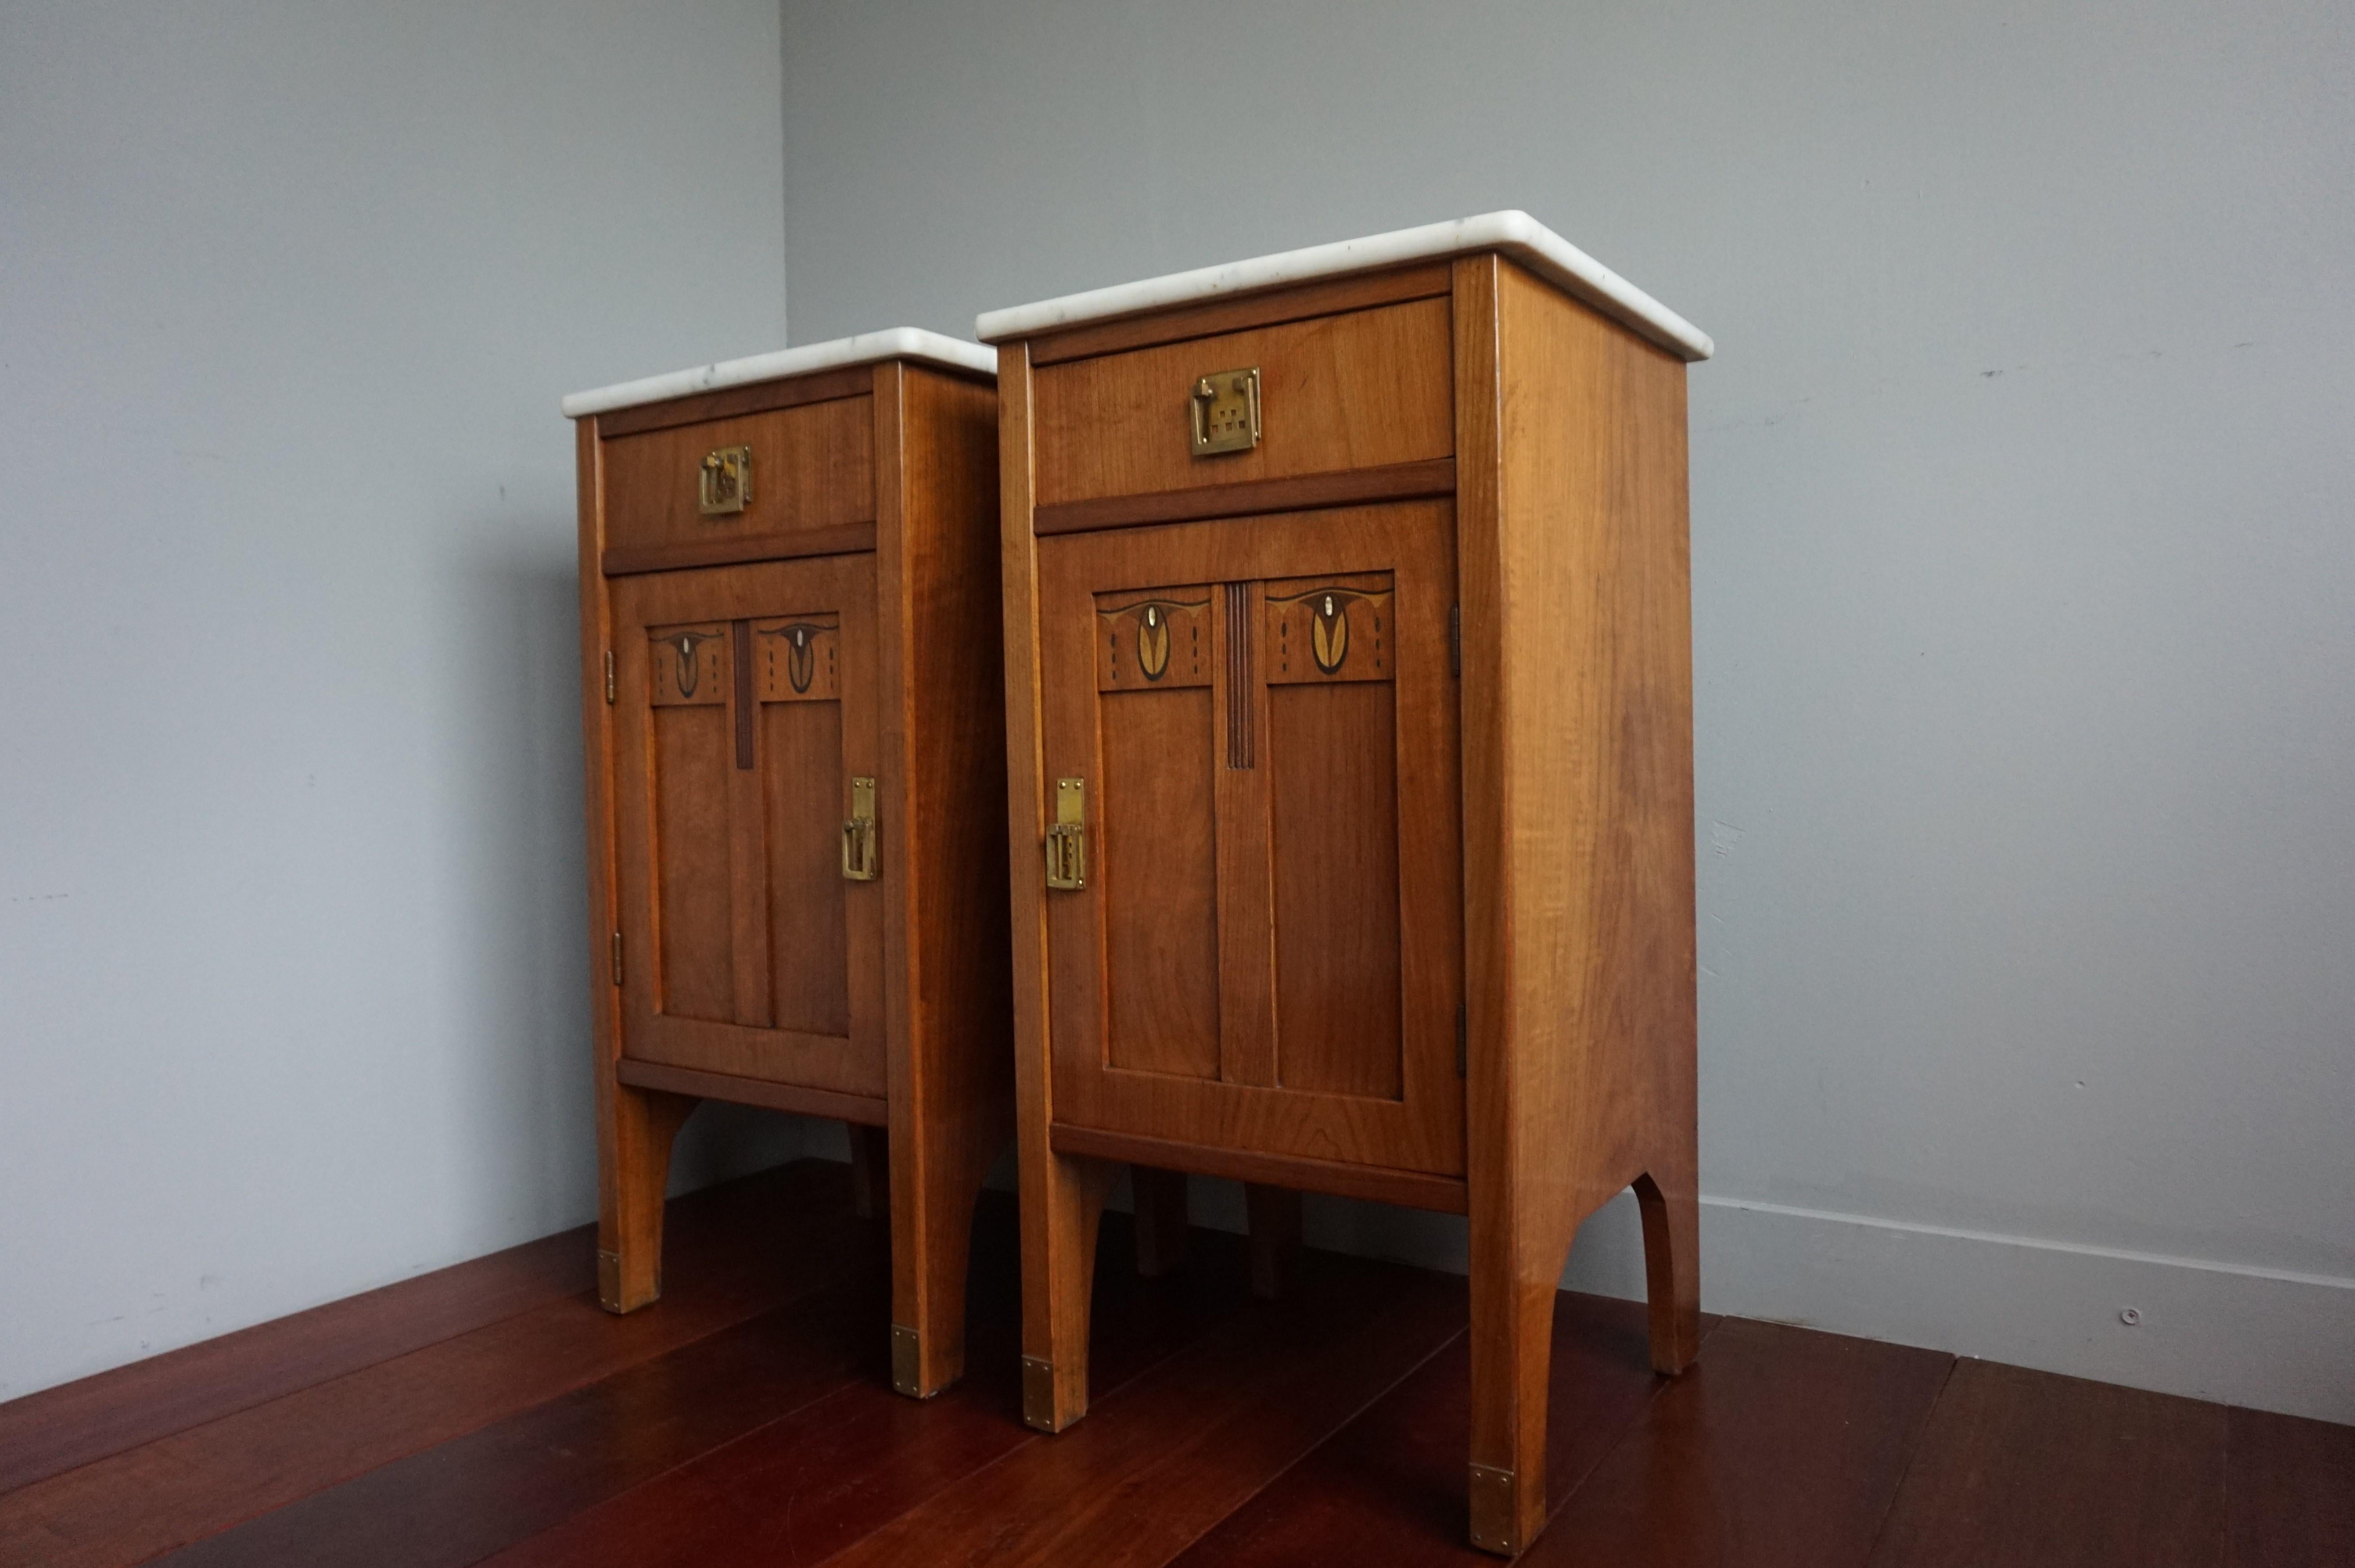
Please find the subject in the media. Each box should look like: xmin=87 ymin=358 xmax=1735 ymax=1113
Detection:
xmin=1188 ymin=368 xmax=1260 ymax=456
xmin=841 ymin=775 xmax=879 ymax=881
xmin=1045 ymin=777 xmax=1085 ymax=890
xmin=698 ymin=445 xmax=752 ymax=515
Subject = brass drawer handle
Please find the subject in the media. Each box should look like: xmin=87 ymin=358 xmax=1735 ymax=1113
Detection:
xmin=841 ymin=775 xmax=879 ymax=881
xmin=1045 ymin=777 xmax=1085 ymax=890
xmin=698 ymin=445 xmax=752 ymax=516
xmin=1188 ymin=368 xmax=1260 ymax=456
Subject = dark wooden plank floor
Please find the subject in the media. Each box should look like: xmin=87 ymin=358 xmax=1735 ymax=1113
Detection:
xmin=1 ymin=1159 xmax=2346 ymax=1568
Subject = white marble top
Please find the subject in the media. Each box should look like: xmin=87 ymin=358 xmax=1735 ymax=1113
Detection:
xmin=976 ymin=211 xmax=1712 ymax=362
xmin=561 ymin=327 xmax=997 ymax=418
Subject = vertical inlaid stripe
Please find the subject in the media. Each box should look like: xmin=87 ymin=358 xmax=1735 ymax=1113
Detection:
xmin=731 ymin=619 xmax=754 ymax=769
xmin=1225 ymin=582 xmax=1254 ymax=769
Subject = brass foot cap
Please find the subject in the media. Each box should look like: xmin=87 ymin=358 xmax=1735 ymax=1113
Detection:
xmin=1467 ymin=1463 xmax=1521 ymax=1556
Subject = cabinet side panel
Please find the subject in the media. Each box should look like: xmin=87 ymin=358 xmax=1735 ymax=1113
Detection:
xmin=889 ymin=365 xmax=1017 ymax=1384
xmin=1494 ymin=260 xmax=1696 ymax=1226
xmin=896 ymin=369 xmax=1014 ymax=1069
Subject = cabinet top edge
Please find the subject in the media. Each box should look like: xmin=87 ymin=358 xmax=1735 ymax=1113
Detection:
xmin=975 ymin=211 xmax=1712 ymax=363
xmin=561 ymin=327 xmax=997 ymax=420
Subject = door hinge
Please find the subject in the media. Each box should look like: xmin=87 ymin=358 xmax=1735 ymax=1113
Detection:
xmin=611 ymin=930 xmax=623 ymax=987
xmin=1449 ymin=604 xmax=1461 ymax=678
xmin=603 ymin=650 xmax=616 ymax=704
xmin=1456 ymin=1001 xmax=1468 ymax=1078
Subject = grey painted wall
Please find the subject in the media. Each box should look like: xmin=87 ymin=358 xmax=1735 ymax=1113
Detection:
xmin=0 ymin=1 xmax=802 ymax=1400
xmin=779 ymin=0 xmax=2355 ymax=1417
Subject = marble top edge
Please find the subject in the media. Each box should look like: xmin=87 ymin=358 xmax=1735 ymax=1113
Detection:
xmin=975 ymin=211 xmax=1712 ymax=362
xmin=561 ymin=327 xmax=997 ymax=418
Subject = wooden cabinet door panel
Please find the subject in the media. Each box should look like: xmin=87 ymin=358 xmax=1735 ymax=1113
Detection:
xmin=1037 ymin=501 xmax=1464 ymax=1176
xmin=610 ymin=557 xmax=884 ymax=1097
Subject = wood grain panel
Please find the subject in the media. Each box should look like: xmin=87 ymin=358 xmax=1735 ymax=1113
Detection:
xmin=1034 ymin=298 xmax=1452 ymax=509
xmin=1866 ymin=1357 xmax=2226 ymax=1568
xmin=599 ymin=395 xmax=872 ymax=554
xmin=1099 ymin=685 xmax=1221 ymax=1079
xmin=650 ymin=697 xmax=733 ymax=1023
xmin=1269 ymin=679 xmax=1402 ymax=1098
xmin=761 ymin=698 xmax=849 ymax=1037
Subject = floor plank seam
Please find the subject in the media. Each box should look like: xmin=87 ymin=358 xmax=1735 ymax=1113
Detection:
xmin=1159 ymin=1323 xmax=1476 ymax=1568
xmin=1855 ymin=1350 xmax=1961 ymax=1565
xmin=0 ymin=1245 xmax=599 ymax=1495
xmin=9 ymin=1266 xmax=869 ymax=1567
xmin=1538 ymin=1309 xmax=1732 ymax=1532
xmin=4 ymin=1280 xmax=612 ymax=1504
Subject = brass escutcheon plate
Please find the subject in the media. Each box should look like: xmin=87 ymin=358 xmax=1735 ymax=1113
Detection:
xmin=1189 ymin=367 xmax=1260 ymax=456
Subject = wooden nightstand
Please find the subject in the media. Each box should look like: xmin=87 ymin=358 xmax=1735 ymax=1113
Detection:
xmin=564 ymin=329 xmax=1012 ymax=1400
xmin=983 ymin=215 xmax=1712 ymax=1555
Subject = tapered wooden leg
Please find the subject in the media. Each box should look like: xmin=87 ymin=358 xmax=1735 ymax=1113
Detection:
xmin=1633 ymin=1167 xmax=1700 ymax=1374
xmin=595 ymin=1083 xmax=695 ymax=1314
xmin=1466 ymin=1253 xmax=1556 ymax=1556
xmin=887 ymin=1081 xmax=1009 ymax=1400
xmin=1131 ymin=1167 xmax=1191 ymax=1278
xmin=848 ymin=1122 xmax=889 ymax=1222
xmin=1244 ymin=1183 xmax=1303 ymax=1300
xmin=1019 ymin=1149 xmax=1116 ymax=1431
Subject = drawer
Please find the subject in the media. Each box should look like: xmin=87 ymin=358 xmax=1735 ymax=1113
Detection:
xmin=1031 ymin=296 xmax=1452 ymax=518
xmin=599 ymin=394 xmax=874 ymax=563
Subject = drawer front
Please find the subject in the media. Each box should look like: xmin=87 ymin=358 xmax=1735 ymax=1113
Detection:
xmin=601 ymin=395 xmax=874 ymax=556
xmin=1032 ymin=297 xmax=1451 ymax=512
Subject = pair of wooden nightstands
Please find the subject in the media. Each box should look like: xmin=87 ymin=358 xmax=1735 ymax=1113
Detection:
xmin=563 ymin=213 xmax=1710 ymax=1555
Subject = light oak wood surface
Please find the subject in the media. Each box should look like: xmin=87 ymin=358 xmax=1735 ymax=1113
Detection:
xmin=998 ymin=256 xmax=1699 ymax=1556
xmin=599 ymin=395 xmax=873 ymax=554
xmin=575 ymin=356 xmax=1011 ymax=1399
xmin=1034 ymin=297 xmax=1453 ymax=507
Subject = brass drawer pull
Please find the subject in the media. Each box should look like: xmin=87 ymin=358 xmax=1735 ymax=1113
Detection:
xmin=698 ymin=445 xmax=753 ymax=515
xmin=1045 ymin=777 xmax=1086 ymax=890
xmin=1188 ymin=368 xmax=1260 ymax=456
xmin=841 ymin=775 xmax=879 ymax=881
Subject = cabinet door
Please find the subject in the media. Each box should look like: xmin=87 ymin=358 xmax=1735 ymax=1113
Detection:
xmin=609 ymin=555 xmax=885 ymax=1098
xmin=1036 ymin=501 xmax=1463 ymax=1176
